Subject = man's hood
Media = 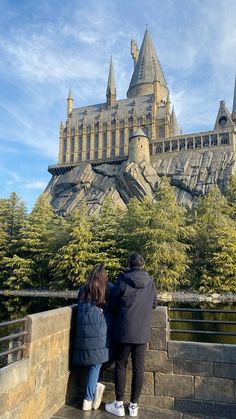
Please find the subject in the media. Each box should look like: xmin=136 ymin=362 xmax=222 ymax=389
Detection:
xmin=119 ymin=269 xmax=151 ymax=289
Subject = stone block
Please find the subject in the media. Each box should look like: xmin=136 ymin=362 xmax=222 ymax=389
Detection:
xmin=49 ymin=332 xmax=64 ymax=359
xmin=29 ymin=337 xmax=50 ymax=368
xmin=145 ymin=350 xmax=173 ymax=373
xmin=195 ymin=376 xmax=234 ymax=402
xmin=174 ymin=359 xmax=213 ymax=377
xmin=215 ymin=402 xmax=236 ymax=419
xmin=174 ymin=398 xmax=215 ymax=415
xmin=149 ymin=327 xmax=167 ymax=351
xmin=168 ymin=341 xmax=224 ymax=362
xmin=0 ymin=394 xmax=8 ymax=415
xmin=126 ymin=370 xmax=154 ymax=395
xmin=0 ymin=359 xmax=29 ymax=393
xmin=224 ymin=344 xmax=236 ymax=363
xmin=214 ymin=362 xmax=236 ymax=379
xmin=151 ymin=306 xmax=168 ymax=328
xmin=62 ymin=329 xmax=70 ymax=351
xmin=20 ymin=387 xmax=47 ymax=419
xmin=45 ymin=374 xmax=68 ymax=411
xmin=26 ymin=306 xmax=73 ymax=343
xmin=7 ymin=375 xmax=35 ymax=410
xmin=56 ymin=352 xmax=70 ymax=378
xmin=139 ymin=394 xmax=174 ymax=410
xmin=155 ymin=373 xmax=194 ymax=398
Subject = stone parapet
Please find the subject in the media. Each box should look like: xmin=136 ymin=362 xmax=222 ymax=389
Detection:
xmin=1 ymin=305 xmax=236 ymax=418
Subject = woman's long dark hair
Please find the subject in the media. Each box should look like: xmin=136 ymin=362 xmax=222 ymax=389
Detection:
xmin=80 ymin=265 xmax=108 ymax=306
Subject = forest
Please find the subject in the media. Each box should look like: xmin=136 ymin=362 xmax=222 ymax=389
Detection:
xmin=1 ymin=175 xmax=236 ymax=293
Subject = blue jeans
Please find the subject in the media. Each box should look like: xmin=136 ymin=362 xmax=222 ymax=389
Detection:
xmin=85 ymin=364 xmax=102 ymax=401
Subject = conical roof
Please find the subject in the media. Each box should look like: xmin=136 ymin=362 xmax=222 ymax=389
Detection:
xmin=130 ymin=128 xmax=149 ymax=138
xmin=170 ymin=107 xmax=180 ymax=136
xmin=127 ymin=29 xmax=167 ymax=98
xmin=106 ymin=57 xmax=116 ymax=98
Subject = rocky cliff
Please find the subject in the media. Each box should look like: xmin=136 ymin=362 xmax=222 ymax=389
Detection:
xmin=45 ymin=149 xmax=236 ymax=214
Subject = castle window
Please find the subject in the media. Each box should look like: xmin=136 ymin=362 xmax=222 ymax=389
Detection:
xmin=179 ymin=139 xmax=185 ymax=150
xmin=112 ymin=131 xmax=116 ymax=147
xmin=129 ymin=128 xmax=133 ymax=139
xmin=86 ymin=135 xmax=90 ymax=160
xmin=164 ymin=141 xmax=170 ymax=152
xmin=79 ymin=136 xmax=82 ymax=151
xmin=159 ymin=126 xmax=165 ymax=139
xmin=62 ymin=155 xmax=66 ymax=163
xmin=71 ymin=137 xmax=75 ymax=152
xmin=95 ymin=134 xmax=99 ymax=150
xmin=94 ymin=151 xmax=98 ymax=159
xmin=172 ymin=140 xmax=178 ymax=151
xmin=203 ymin=135 xmax=209 ymax=147
xmin=111 ymin=148 xmax=115 ymax=158
xmin=120 ymin=130 xmax=124 ymax=146
xmin=71 ymin=154 xmax=74 ymax=162
xmin=220 ymin=133 xmax=229 ymax=145
xmin=194 ymin=137 xmax=201 ymax=148
xmin=63 ymin=139 xmax=67 ymax=154
xmin=156 ymin=143 xmax=163 ymax=153
xmin=187 ymin=138 xmax=193 ymax=149
xmin=210 ymin=134 xmax=217 ymax=146
xmin=78 ymin=152 xmax=82 ymax=161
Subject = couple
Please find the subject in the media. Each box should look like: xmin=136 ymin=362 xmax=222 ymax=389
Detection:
xmin=73 ymin=253 xmax=157 ymax=417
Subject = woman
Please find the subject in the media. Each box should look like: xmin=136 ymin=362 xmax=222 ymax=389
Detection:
xmin=73 ymin=265 xmax=112 ymax=411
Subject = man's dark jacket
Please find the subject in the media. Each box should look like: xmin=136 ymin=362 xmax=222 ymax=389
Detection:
xmin=111 ymin=269 xmax=157 ymax=343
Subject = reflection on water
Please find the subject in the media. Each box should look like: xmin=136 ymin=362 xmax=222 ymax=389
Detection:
xmin=169 ymin=301 xmax=236 ymax=345
xmin=1 ymin=296 xmax=236 ymax=344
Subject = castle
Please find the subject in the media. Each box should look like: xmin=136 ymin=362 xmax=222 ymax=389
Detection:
xmin=46 ymin=29 xmax=236 ymax=214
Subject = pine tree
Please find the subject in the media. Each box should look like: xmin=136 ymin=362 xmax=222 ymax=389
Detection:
xmin=190 ymin=187 xmax=236 ymax=292
xmin=91 ymin=197 xmax=124 ymax=280
xmin=50 ymin=204 xmax=97 ymax=289
xmin=226 ymin=174 xmax=236 ymax=220
xmin=19 ymin=194 xmax=69 ymax=288
xmin=120 ymin=177 xmax=189 ymax=290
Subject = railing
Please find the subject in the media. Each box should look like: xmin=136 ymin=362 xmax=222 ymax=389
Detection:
xmin=168 ymin=308 xmax=236 ymax=344
xmin=0 ymin=318 xmax=27 ymax=368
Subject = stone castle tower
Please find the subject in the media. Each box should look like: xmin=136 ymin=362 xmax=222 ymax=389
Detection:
xmin=46 ymin=30 xmax=236 ymax=214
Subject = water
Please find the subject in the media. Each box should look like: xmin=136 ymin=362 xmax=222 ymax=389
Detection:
xmin=1 ymin=295 xmax=236 ymax=344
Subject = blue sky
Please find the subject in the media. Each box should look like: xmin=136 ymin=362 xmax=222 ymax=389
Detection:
xmin=0 ymin=0 xmax=236 ymax=211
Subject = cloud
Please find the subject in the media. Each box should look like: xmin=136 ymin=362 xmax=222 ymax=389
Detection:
xmin=24 ymin=180 xmax=48 ymax=190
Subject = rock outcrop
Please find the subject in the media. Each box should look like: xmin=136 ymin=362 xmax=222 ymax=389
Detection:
xmin=45 ymin=150 xmax=236 ymax=214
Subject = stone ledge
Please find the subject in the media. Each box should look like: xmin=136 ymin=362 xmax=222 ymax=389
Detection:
xmin=0 ymin=359 xmax=29 ymax=393
xmin=173 ymin=359 xmax=213 ymax=377
xmin=26 ymin=306 xmax=75 ymax=343
xmin=195 ymin=376 xmax=234 ymax=403
xmin=168 ymin=341 xmax=224 ymax=362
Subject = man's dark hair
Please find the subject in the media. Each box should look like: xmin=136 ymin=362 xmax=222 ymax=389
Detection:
xmin=128 ymin=253 xmax=144 ymax=270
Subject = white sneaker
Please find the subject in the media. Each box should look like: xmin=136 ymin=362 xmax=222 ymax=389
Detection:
xmin=128 ymin=402 xmax=138 ymax=417
xmin=93 ymin=382 xmax=105 ymax=409
xmin=105 ymin=400 xmax=125 ymax=417
xmin=82 ymin=399 xmax=92 ymax=411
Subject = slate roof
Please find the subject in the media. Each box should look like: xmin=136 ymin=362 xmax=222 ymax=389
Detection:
xmin=127 ymin=29 xmax=167 ymax=97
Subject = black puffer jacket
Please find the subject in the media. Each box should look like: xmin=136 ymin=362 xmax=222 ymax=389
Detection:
xmin=111 ymin=269 xmax=157 ymax=343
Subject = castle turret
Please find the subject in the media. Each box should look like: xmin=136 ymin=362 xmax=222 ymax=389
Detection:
xmin=127 ymin=29 xmax=168 ymax=99
xmin=232 ymin=76 xmax=236 ymax=122
xmin=128 ymin=128 xmax=150 ymax=164
xmin=106 ymin=57 xmax=116 ymax=108
xmin=67 ymin=89 xmax=73 ymax=117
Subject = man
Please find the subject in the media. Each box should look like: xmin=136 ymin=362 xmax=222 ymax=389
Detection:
xmin=105 ymin=253 xmax=157 ymax=417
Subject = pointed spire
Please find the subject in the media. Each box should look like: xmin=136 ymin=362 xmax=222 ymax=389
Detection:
xmin=232 ymin=76 xmax=236 ymax=122
xmin=67 ymin=88 xmax=73 ymax=116
xmin=214 ymin=100 xmax=234 ymax=130
xmin=106 ymin=57 xmax=116 ymax=107
xmin=127 ymin=29 xmax=168 ymax=99
xmin=170 ymin=107 xmax=180 ymax=136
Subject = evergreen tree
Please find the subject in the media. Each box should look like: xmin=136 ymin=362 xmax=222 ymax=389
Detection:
xmin=120 ymin=177 xmax=189 ymax=290
xmin=91 ymin=197 xmax=124 ymax=279
xmin=50 ymin=204 xmax=97 ymax=289
xmin=19 ymin=194 xmax=69 ymax=288
xmin=190 ymin=187 xmax=236 ymax=292
xmin=226 ymin=174 xmax=236 ymax=220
